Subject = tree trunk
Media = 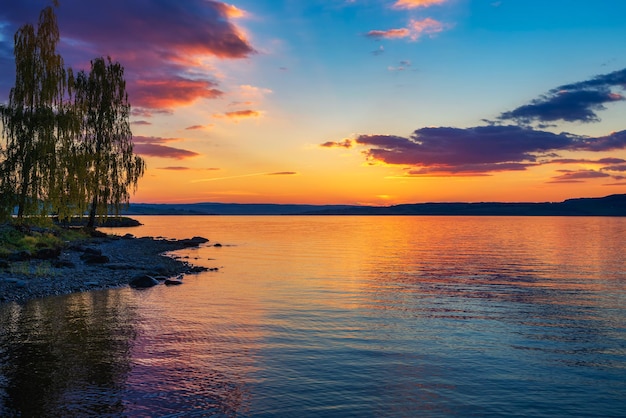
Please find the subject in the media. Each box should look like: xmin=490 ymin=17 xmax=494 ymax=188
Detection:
xmin=87 ymin=194 xmax=98 ymax=228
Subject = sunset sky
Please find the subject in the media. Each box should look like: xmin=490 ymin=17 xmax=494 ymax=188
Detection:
xmin=1 ymin=0 xmax=626 ymax=205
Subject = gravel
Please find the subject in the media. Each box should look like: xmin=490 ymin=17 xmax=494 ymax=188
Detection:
xmin=0 ymin=234 xmax=211 ymax=305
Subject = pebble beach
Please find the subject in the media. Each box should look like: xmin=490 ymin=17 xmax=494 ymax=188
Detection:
xmin=0 ymin=234 xmax=211 ymax=304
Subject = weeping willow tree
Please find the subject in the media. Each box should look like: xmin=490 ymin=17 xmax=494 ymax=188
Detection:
xmin=74 ymin=57 xmax=145 ymax=228
xmin=0 ymin=4 xmax=145 ymax=225
xmin=0 ymin=4 xmax=70 ymax=221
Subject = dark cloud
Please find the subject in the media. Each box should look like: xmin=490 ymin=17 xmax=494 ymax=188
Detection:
xmin=371 ymin=45 xmax=385 ymax=56
xmin=367 ymin=28 xmax=410 ymax=40
xmin=131 ymin=120 xmax=152 ymax=126
xmin=550 ymin=157 xmax=626 ymax=165
xmin=0 ymin=40 xmax=12 ymax=100
xmin=133 ymin=136 xmax=200 ymax=159
xmin=320 ymin=139 xmax=353 ymax=148
xmin=572 ymin=130 xmax=626 ymax=152
xmin=602 ymin=164 xmax=626 ymax=172
xmin=356 ymin=125 xmax=577 ymax=168
xmin=131 ymin=108 xmax=174 ymax=118
xmin=0 ymin=0 xmax=255 ymax=107
xmin=407 ymin=162 xmax=533 ymax=177
xmin=499 ymin=68 xmax=626 ymax=124
xmin=548 ymin=170 xmax=611 ymax=183
xmin=323 ymin=125 xmax=626 ymax=176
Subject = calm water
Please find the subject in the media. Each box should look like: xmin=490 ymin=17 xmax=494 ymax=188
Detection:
xmin=1 ymin=216 xmax=625 ymax=417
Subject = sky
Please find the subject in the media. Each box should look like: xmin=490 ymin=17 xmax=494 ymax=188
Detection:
xmin=1 ymin=0 xmax=626 ymax=205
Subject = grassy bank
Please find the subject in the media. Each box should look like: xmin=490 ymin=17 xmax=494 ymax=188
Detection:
xmin=0 ymin=222 xmax=91 ymax=260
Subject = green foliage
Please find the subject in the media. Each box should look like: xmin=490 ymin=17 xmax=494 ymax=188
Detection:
xmin=8 ymin=261 xmax=55 ymax=278
xmin=0 ymin=221 xmax=89 ymax=258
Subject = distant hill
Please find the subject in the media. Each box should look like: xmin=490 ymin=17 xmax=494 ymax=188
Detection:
xmin=124 ymin=194 xmax=626 ymax=216
xmin=123 ymin=202 xmax=357 ymax=216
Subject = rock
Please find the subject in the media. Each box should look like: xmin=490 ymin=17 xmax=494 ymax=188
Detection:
xmin=82 ymin=247 xmax=102 ymax=256
xmin=0 ymin=260 xmax=9 ymax=269
xmin=152 ymin=276 xmax=168 ymax=281
xmin=187 ymin=266 xmax=209 ymax=273
xmin=179 ymin=236 xmax=209 ymax=247
xmin=106 ymin=263 xmax=133 ymax=270
xmin=164 ymin=279 xmax=183 ymax=286
xmin=99 ymin=217 xmax=142 ymax=227
xmin=52 ymin=260 xmax=75 ymax=268
xmin=8 ymin=250 xmax=31 ymax=261
xmin=213 ymin=243 xmax=222 ymax=247
xmin=87 ymin=228 xmax=108 ymax=238
xmin=122 ymin=233 xmax=135 ymax=239
xmin=3 ymin=278 xmax=28 ymax=288
xmin=81 ymin=254 xmax=110 ymax=264
xmin=129 ymin=275 xmax=160 ymax=288
xmin=34 ymin=247 xmax=61 ymax=260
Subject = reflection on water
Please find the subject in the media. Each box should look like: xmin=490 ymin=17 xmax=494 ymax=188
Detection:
xmin=1 ymin=216 xmax=626 ymax=417
xmin=0 ymin=291 xmax=135 ymax=416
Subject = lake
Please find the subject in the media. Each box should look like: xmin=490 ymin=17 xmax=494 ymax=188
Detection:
xmin=1 ymin=216 xmax=625 ymax=417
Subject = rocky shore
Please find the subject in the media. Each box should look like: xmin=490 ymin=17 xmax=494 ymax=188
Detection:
xmin=0 ymin=233 xmax=215 ymax=304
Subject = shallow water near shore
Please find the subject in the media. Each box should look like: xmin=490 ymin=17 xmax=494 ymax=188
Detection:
xmin=1 ymin=215 xmax=626 ymax=417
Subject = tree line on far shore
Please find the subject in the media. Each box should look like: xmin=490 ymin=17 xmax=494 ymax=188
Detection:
xmin=0 ymin=3 xmax=145 ymax=228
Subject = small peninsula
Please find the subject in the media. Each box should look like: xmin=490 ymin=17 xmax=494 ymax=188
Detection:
xmin=0 ymin=227 xmax=213 ymax=305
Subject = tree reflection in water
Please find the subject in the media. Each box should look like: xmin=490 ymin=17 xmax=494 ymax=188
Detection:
xmin=0 ymin=290 xmax=136 ymax=417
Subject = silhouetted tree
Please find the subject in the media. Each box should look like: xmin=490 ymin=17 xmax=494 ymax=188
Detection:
xmin=0 ymin=4 xmax=69 ymax=220
xmin=74 ymin=57 xmax=145 ymax=228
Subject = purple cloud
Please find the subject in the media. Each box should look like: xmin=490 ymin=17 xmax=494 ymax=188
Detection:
xmin=548 ymin=170 xmax=611 ymax=183
xmin=603 ymin=164 xmax=626 ymax=172
xmin=133 ymin=136 xmax=200 ymax=159
xmin=320 ymin=139 xmax=353 ymax=148
xmin=324 ymin=126 xmax=626 ymax=176
xmin=356 ymin=125 xmax=577 ymax=167
xmin=499 ymin=68 xmax=626 ymax=124
xmin=0 ymin=1 xmax=255 ymax=108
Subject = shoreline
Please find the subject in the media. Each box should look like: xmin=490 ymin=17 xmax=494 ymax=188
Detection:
xmin=0 ymin=233 xmax=212 ymax=305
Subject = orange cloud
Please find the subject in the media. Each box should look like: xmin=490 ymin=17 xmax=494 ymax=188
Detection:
xmin=408 ymin=18 xmax=447 ymax=40
xmin=367 ymin=28 xmax=411 ymax=40
xmin=367 ymin=18 xmax=447 ymax=41
xmin=217 ymin=3 xmax=246 ymax=18
xmin=185 ymin=124 xmax=214 ymax=130
xmin=158 ymin=166 xmax=220 ymax=171
xmin=393 ymin=0 xmax=448 ymax=9
xmin=130 ymin=78 xmax=223 ymax=109
xmin=2 ymin=1 xmax=256 ymax=112
xmin=133 ymin=136 xmax=200 ymax=159
xmin=214 ymin=109 xmax=261 ymax=120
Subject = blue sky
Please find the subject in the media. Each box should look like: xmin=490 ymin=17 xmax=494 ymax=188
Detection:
xmin=1 ymin=0 xmax=626 ymax=204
